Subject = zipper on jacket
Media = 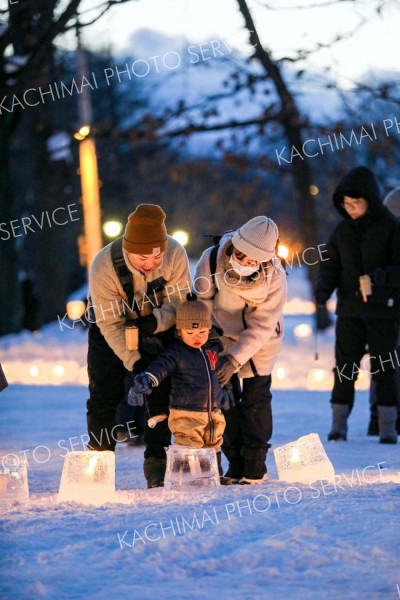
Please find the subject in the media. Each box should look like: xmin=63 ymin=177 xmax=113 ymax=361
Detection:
xmin=200 ymin=348 xmax=214 ymax=442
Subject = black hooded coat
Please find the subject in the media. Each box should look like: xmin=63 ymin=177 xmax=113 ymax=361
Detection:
xmin=315 ymin=166 xmax=400 ymax=320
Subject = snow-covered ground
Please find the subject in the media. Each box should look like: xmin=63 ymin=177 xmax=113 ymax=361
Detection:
xmin=1 ymin=267 xmax=399 ymax=600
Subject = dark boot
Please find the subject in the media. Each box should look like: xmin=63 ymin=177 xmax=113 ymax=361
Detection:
xmin=240 ymin=457 xmax=267 ymax=485
xmin=378 ymin=406 xmax=398 ymax=444
xmin=217 ymin=452 xmax=232 ymax=485
xmin=143 ymin=457 xmax=166 ymax=488
xmin=224 ymin=457 xmax=244 ymax=484
xmin=367 ymin=416 xmax=379 ymax=436
xmin=328 ymin=404 xmax=349 ymax=441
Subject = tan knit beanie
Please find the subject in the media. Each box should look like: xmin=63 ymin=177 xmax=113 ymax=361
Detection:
xmin=176 ymin=293 xmax=211 ymax=330
xmin=232 ymin=216 xmax=279 ymax=262
xmin=122 ymin=204 xmax=167 ymax=255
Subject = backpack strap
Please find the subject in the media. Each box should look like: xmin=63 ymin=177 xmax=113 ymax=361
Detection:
xmin=205 ymin=230 xmax=235 ymax=288
xmin=208 ymin=242 xmax=223 ymax=337
xmin=209 ymin=243 xmax=219 ymax=289
xmin=110 ymin=237 xmax=140 ymax=317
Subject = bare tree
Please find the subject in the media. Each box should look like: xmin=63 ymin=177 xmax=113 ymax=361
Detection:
xmin=137 ymin=0 xmax=398 ymax=284
xmin=0 ymin=0 xmax=134 ymax=334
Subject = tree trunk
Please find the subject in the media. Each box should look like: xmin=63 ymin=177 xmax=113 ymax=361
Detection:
xmin=0 ymin=115 xmax=21 ymax=335
xmin=237 ymin=0 xmax=320 ymax=286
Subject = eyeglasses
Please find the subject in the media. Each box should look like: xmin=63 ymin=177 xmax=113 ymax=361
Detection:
xmin=233 ymin=248 xmax=259 ymax=268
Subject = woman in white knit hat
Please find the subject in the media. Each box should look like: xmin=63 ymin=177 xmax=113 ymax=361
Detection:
xmin=194 ymin=216 xmax=287 ymax=484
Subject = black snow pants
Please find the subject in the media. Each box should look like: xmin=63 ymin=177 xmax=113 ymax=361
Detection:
xmin=222 ymin=374 xmax=272 ymax=478
xmin=332 ymin=316 xmax=399 ymax=412
xmin=86 ymin=323 xmax=171 ymax=458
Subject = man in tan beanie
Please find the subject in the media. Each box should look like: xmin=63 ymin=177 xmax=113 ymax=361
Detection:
xmin=86 ymin=204 xmax=191 ymax=488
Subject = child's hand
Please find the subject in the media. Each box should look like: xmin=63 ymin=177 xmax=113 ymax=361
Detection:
xmin=127 ymin=373 xmax=153 ymax=406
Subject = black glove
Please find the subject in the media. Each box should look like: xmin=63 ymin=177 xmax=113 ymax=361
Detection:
xmin=373 ymin=267 xmax=388 ymax=286
xmin=133 ymin=314 xmax=157 ymax=338
xmin=127 ymin=373 xmax=153 ymax=407
xmin=220 ymin=382 xmax=236 ymax=410
xmin=217 ymin=354 xmax=239 ymax=387
xmin=315 ymin=303 xmax=333 ymax=331
xmin=314 ymin=291 xmax=329 ymax=306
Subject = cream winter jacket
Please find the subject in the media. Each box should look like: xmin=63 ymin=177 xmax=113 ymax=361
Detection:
xmin=194 ymin=234 xmax=287 ymax=378
xmin=88 ymin=235 xmax=191 ymax=370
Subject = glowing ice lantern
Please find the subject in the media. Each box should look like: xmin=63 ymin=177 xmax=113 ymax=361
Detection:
xmin=164 ymin=445 xmax=220 ymax=490
xmin=58 ymin=451 xmax=116 ymax=505
xmin=0 ymin=454 xmax=29 ymax=511
xmin=29 ymin=364 xmax=40 ymax=378
xmin=306 ymin=368 xmax=332 ymax=391
xmin=273 ymin=433 xmax=335 ymax=484
xmin=275 ymin=366 xmax=286 ymax=380
xmin=294 ymin=323 xmax=312 ymax=338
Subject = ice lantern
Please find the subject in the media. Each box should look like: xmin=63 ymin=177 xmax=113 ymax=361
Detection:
xmin=273 ymin=433 xmax=335 ymax=484
xmin=0 ymin=454 xmax=29 ymax=511
xmin=58 ymin=451 xmax=116 ymax=505
xmin=164 ymin=445 xmax=220 ymax=490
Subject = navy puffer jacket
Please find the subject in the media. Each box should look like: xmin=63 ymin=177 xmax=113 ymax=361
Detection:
xmin=145 ymin=339 xmax=224 ymax=411
xmin=315 ymin=166 xmax=400 ymax=319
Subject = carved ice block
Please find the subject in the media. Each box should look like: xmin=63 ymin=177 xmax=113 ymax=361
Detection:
xmin=273 ymin=433 xmax=335 ymax=484
xmin=164 ymin=445 xmax=220 ymax=490
xmin=0 ymin=454 xmax=29 ymax=511
xmin=58 ymin=451 xmax=116 ymax=505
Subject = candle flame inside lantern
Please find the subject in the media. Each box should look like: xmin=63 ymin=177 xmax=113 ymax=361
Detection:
xmin=290 ymin=447 xmax=301 ymax=469
xmin=85 ymin=456 xmax=98 ymax=478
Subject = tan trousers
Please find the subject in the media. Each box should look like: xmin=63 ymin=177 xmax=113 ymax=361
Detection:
xmin=168 ymin=408 xmax=225 ymax=451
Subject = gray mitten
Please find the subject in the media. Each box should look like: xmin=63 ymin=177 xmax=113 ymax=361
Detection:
xmin=127 ymin=373 xmax=153 ymax=407
xmin=217 ymin=354 xmax=240 ymax=387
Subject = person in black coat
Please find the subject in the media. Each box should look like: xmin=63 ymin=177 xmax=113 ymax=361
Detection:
xmin=368 ymin=187 xmax=400 ymax=436
xmin=315 ymin=166 xmax=400 ymax=444
xmin=128 ymin=294 xmax=231 ymax=483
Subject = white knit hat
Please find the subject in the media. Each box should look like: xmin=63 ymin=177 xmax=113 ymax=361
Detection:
xmin=231 ymin=216 xmax=279 ymax=263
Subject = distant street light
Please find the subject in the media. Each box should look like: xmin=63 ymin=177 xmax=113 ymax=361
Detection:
xmin=172 ymin=230 xmax=189 ymax=246
xmin=66 ymin=299 xmax=86 ymax=320
xmin=103 ymin=220 xmax=123 ymax=239
xmin=77 ymin=126 xmax=103 ymax=269
xmin=75 ymin=22 xmax=102 ymax=271
xmin=74 ymin=125 xmax=91 ymax=141
xmin=277 ymin=244 xmax=289 ymax=259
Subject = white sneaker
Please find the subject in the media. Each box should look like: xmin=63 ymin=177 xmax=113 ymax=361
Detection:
xmin=239 ymin=473 xmax=268 ymax=485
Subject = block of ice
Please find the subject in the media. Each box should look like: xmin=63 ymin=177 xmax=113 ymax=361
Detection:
xmin=58 ymin=451 xmax=116 ymax=505
xmin=273 ymin=433 xmax=335 ymax=484
xmin=164 ymin=445 xmax=220 ymax=491
xmin=0 ymin=454 xmax=29 ymax=511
